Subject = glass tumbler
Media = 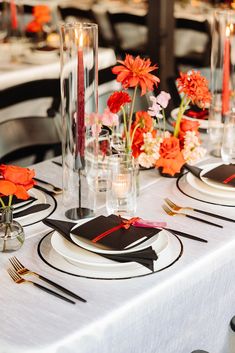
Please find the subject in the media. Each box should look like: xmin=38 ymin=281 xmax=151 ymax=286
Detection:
xmin=221 ymin=111 xmax=235 ymax=163
xmin=86 ymin=129 xmax=112 ymax=192
xmin=106 ymin=154 xmax=137 ymax=217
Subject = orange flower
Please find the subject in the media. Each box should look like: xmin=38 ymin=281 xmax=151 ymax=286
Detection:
xmin=177 ymin=71 xmax=211 ymax=108
xmin=33 ymin=5 xmax=51 ymax=24
xmin=155 ymin=136 xmax=185 ymax=176
xmin=26 ymin=20 xmax=42 ymax=33
xmin=107 ymin=91 xmax=131 ymax=113
xmin=132 ymin=111 xmax=154 ymax=133
xmin=0 ymin=165 xmax=36 ymax=200
xmin=112 ymin=54 xmax=160 ymax=96
xmin=178 ymin=118 xmax=200 ymax=144
xmin=0 ymin=181 xmax=17 ymax=197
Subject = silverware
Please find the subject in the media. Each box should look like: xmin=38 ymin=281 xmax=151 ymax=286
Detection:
xmin=34 ymin=177 xmax=62 ymax=194
xmin=52 ymin=161 xmax=62 ymax=167
xmin=34 ymin=184 xmax=59 ymax=196
xmin=13 ymin=198 xmax=37 ymax=211
xmin=162 ymin=204 xmax=223 ymax=228
xmin=13 ymin=204 xmax=51 ymax=218
xmin=165 ymin=198 xmax=235 ymax=223
xmin=165 ymin=228 xmax=207 ymax=243
xmin=7 ymin=268 xmax=75 ymax=304
xmin=9 ymin=256 xmax=86 ymax=303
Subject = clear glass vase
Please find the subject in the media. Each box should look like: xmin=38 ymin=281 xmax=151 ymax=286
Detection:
xmin=0 ymin=207 xmax=25 ymax=252
xmin=60 ymin=22 xmax=98 ymax=220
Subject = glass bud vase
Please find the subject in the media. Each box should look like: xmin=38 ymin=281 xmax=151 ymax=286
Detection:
xmin=0 ymin=207 xmax=25 ymax=252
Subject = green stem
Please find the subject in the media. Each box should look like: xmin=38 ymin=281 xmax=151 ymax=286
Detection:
xmin=128 ymin=86 xmax=138 ymax=135
xmin=0 ymin=197 xmax=5 ymax=208
xmin=162 ymin=109 xmax=166 ymax=133
xmin=121 ymin=106 xmax=130 ymax=152
xmin=8 ymin=195 xmax=13 ymax=207
xmin=130 ymin=123 xmax=141 ymax=146
xmin=173 ymin=97 xmax=191 ymax=138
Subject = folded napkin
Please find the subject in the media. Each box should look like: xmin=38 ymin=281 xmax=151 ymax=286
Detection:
xmin=203 ymin=164 xmax=235 ymax=187
xmin=1 ymin=195 xmax=36 ymax=206
xmin=71 ymin=214 xmax=160 ymax=251
xmin=43 ymin=218 xmax=159 ymax=271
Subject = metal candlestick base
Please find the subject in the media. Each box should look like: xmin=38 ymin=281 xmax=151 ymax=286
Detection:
xmin=65 ymin=207 xmax=94 ymax=221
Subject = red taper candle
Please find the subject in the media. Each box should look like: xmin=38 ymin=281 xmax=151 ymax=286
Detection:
xmin=222 ymin=25 xmax=231 ymax=116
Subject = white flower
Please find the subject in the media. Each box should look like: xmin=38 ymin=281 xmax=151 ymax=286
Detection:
xmin=138 ymin=153 xmax=156 ymax=168
xmin=182 ymin=131 xmax=206 ymax=164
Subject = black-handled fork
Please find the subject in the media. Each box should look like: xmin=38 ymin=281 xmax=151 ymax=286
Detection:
xmin=7 ymin=268 xmax=75 ymax=304
xmin=9 ymin=256 xmax=86 ymax=303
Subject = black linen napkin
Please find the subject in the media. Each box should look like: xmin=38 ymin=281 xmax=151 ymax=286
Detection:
xmin=43 ymin=218 xmax=159 ymax=271
xmin=1 ymin=195 xmax=36 ymax=206
xmin=203 ymin=164 xmax=235 ymax=187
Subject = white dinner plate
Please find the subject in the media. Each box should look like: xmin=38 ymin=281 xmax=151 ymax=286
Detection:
xmin=51 ymin=230 xmax=169 ymax=270
xmin=186 ymin=169 xmax=235 ymax=200
xmin=200 ymin=163 xmax=235 ymax=192
xmin=22 ymin=49 xmax=59 ymax=65
xmin=39 ymin=229 xmax=182 ymax=279
xmin=70 ymin=225 xmax=163 ymax=255
xmin=171 ymin=107 xmax=209 ymax=129
xmin=13 ymin=188 xmax=55 ymax=227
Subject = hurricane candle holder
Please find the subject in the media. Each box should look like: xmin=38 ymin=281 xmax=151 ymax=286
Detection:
xmin=209 ymin=9 xmax=235 ymax=157
xmin=60 ymin=22 xmax=98 ymax=220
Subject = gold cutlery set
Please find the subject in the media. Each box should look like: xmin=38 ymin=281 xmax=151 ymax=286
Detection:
xmin=7 ymin=256 xmax=86 ymax=305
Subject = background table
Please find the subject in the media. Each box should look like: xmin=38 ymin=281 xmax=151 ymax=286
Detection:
xmin=0 ymin=155 xmax=235 ymax=353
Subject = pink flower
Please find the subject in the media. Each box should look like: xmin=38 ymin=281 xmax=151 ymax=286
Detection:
xmin=101 ymin=108 xmax=119 ymax=127
xmin=148 ymin=96 xmax=162 ymax=118
xmin=156 ymin=91 xmax=171 ymax=108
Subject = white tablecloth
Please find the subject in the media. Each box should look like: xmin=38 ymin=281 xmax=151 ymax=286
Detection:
xmin=0 ymin=155 xmax=235 ymax=353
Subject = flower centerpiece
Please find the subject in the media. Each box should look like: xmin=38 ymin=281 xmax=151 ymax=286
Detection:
xmin=89 ymin=54 xmax=211 ymax=177
xmin=0 ymin=165 xmax=36 ymax=252
xmin=26 ymin=5 xmax=51 ymax=41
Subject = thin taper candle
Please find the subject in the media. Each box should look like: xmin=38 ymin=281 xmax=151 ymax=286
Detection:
xmin=222 ymin=25 xmax=231 ymax=116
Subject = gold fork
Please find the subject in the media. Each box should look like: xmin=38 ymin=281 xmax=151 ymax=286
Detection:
xmin=9 ymin=256 xmax=86 ymax=303
xmin=162 ymin=204 xmax=223 ymax=228
xmin=164 ymin=198 xmax=235 ymax=224
xmin=7 ymin=268 xmax=75 ymax=304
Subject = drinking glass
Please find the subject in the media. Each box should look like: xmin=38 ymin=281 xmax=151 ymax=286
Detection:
xmin=221 ymin=111 xmax=235 ymax=163
xmin=86 ymin=129 xmax=112 ymax=192
xmin=106 ymin=154 xmax=137 ymax=217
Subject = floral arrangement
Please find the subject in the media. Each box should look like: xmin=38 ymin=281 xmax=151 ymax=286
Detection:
xmin=26 ymin=5 xmax=51 ymax=34
xmin=0 ymin=165 xmax=36 ymax=209
xmin=88 ymin=54 xmax=211 ymax=176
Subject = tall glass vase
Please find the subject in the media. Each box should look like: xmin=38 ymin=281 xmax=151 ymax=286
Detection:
xmin=60 ymin=23 xmax=98 ymax=220
xmin=209 ymin=10 xmax=235 ymax=157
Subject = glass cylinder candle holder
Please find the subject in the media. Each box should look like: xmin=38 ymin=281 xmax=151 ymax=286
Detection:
xmin=106 ymin=154 xmax=137 ymax=217
xmin=60 ymin=22 xmax=98 ymax=220
xmin=209 ymin=10 xmax=235 ymax=157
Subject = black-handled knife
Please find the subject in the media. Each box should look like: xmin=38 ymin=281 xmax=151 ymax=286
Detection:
xmin=13 ymin=204 xmax=51 ymax=218
xmin=193 ymin=208 xmax=235 ymax=223
xmin=166 ymin=228 xmax=207 ymax=243
xmin=183 ymin=213 xmax=223 ymax=228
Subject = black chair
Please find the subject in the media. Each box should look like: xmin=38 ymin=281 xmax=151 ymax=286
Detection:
xmin=175 ymin=18 xmax=211 ymax=74
xmin=0 ymin=79 xmax=61 ymax=166
xmin=58 ymin=6 xmax=107 ymax=47
xmin=107 ymin=11 xmax=147 ymax=58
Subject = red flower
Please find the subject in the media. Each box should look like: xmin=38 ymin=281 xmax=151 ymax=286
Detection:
xmin=132 ymin=111 xmax=154 ymax=133
xmin=177 ymin=70 xmax=211 ymax=108
xmin=112 ymin=54 xmax=160 ymax=96
xmin=155 ymin=136 xmax=185 ymax=176
xmin=26 ymin=20 xmax=42 ymax=33
xmin=107 ymin=91 xmax=131 ymax=113
xmin=131 ymin=128 xmax=144 ymax=158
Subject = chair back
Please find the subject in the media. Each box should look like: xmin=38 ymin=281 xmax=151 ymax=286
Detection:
xmin=107 ymin=11 xmax=147 ymax=58
xmin=0 ymin=79 xmax=61 ymax=165
xmin=175 ymin=18 xmax=211 ymax=73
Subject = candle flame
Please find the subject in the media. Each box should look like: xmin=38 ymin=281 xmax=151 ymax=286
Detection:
xmin=75 ymin=28 xmax=84 ymax=47
xmin=226 ymin=25 xmax=231 ymax=37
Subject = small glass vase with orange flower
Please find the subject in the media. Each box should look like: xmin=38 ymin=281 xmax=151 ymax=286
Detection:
xmin=0 ymin=165 xmax=36 ymax=252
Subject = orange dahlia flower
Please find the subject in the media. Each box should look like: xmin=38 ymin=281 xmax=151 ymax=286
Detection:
xmin=112 ymin=54 xmax=160 ymax=96
xmin=177 ymin=70 xmax=211 ymax=108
